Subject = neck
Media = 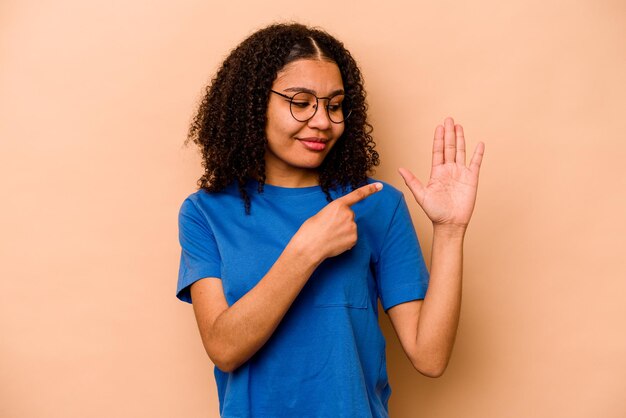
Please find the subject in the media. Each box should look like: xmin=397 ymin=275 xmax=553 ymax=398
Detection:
xmin=264 ymin=169 xmax=319 ymax=188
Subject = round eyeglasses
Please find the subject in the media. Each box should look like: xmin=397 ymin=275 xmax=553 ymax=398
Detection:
xmin=270 ymin=90 xmax=351 ymax=124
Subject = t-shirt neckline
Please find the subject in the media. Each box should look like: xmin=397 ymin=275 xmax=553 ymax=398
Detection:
xmin=245 ymin=180 xmax=326 ymax=197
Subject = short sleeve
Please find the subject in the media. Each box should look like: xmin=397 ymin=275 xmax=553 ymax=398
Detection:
xmin=176 ymin=197 xmax=222 ymax=303
xmin=375 ymin=195 xmax=430 ymax=312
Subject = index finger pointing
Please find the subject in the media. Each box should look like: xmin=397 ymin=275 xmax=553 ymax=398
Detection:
xmin=337 ymin=182 xmax=383 ymax=207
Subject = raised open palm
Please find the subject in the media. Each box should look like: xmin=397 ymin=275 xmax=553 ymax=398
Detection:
xmin=399 ymin=117 xmax=485 ymax=227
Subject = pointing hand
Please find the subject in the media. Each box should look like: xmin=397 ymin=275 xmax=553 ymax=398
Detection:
xmin=294 ymin=182 xmax=383 ymax=262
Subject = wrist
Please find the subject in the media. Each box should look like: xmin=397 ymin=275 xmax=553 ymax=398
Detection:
xmin=287 ymin=231 xmax=325 ymax=268
xmin=432 ymin=223 xmax=467 ymax=240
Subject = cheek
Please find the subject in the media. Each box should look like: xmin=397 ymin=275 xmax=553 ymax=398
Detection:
xmin=266 ymin=112 xmax=300 ymax=137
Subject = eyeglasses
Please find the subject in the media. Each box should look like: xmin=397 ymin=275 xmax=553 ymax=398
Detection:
xmin=270 ymin=90 xmax=351 ymax=124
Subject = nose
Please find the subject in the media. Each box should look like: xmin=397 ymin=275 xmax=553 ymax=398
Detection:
xmin=307 ymin=100 xmax=332 ymax=130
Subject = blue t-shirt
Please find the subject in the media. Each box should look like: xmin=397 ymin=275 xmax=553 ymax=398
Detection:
xmin=176 ymin=178 xmax=429 ymax=418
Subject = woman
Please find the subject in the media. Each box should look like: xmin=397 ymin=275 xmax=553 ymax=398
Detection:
xmin=176 ymin=23 xmax=484 ymax=417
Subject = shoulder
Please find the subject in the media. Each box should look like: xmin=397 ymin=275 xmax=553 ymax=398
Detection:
xmin=351 ymin=178 xmax=416 ymax=254
xmin=365 ymin=177 xmax=404 ymax=201
xmin=179 ymin=184 xmax=240 ymax=213
xmin=178 ymin=189 xmax=208 ymax=218
xmin=178 ymin=186 xmax=243 ymax=232
xmin=356 ymin=177 xmax=406 ymax=212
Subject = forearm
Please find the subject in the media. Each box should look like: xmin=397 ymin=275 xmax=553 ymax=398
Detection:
xmin=208 ymin=236 xmax=321 ymax=372
xmin=414 ymin=224 xmax=465 ymax=375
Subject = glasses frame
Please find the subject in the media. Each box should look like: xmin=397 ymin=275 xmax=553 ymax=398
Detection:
xmin=270 ymin=89 xmax=351 ymax=124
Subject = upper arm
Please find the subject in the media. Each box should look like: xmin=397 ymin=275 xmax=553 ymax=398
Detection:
xmin=177 ymin=198 xmax=222 ymax=303
xmin=374 ymin=194 xmax=429 ymax=311
xmin=190 ymin=277 xmax=229 ymax=359
xmin=386 ymin=299 xmax=423 ymax=366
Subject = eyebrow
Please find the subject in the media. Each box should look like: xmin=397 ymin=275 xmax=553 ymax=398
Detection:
xmin=283 ymin=87 xmax=345 ymax=96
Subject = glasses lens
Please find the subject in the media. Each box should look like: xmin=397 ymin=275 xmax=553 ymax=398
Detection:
xmin=327 ymin=94 xmax=348 ymax=123
xmin=289 ymin=92 xmax=351 ymax=123
xmin=290 ymin=92 xmax=317 ymax=122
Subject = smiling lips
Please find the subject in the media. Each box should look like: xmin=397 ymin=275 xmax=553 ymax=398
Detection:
xmin=297 ymin=137 xmax=328 ymax=151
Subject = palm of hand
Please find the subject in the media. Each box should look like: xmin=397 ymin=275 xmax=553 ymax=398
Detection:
xmin=399 ymin=117 xmax=485 ymax=228
xmin=420 ymin=162 xmax=479 ymax=225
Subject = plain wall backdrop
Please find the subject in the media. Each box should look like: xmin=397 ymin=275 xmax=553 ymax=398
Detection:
xmin=1 ymin=0 xmax=625 ymax=417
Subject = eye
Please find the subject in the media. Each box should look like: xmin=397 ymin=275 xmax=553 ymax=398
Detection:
xmin=291 ymin=101 xmax=311 ymax=109
xmin=326 ymin=94 xmax=345 ymax=112
xmin=327 ymin=104 xmax=342 ymax=112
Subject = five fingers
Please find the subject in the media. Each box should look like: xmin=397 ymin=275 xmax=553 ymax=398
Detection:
xmin=339 ymin=118 xmax=483 ymax=208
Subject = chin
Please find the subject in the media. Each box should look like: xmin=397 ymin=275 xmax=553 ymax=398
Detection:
xmin=299 ymin=156 xmax=328 ymax=169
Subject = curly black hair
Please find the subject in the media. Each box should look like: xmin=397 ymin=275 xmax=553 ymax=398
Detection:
xmin=185 ymin=23 xmax=379 ymax=213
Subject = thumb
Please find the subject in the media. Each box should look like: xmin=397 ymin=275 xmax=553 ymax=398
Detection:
xmin=398 ymin=167 xmax=425 ymax=205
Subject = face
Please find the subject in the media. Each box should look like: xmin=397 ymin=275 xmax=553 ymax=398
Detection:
xmin=264 ymin=59 xmax=346 ymax=186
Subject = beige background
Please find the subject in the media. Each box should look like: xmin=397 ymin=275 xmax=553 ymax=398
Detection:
xmin=1 ymin=0 xmax=625 ymax=417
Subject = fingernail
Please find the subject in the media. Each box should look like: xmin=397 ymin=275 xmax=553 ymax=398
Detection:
xmin=374 ymin=182 xmax=383 ymax=190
